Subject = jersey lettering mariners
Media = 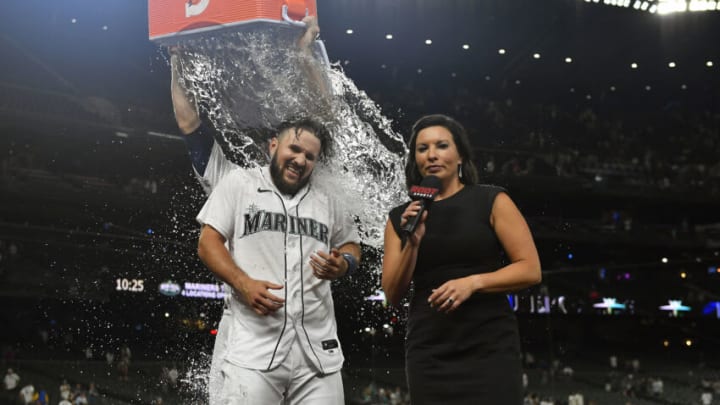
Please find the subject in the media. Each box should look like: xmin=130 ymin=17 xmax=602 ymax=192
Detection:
xmin=196 ymin=166 xmax=359 ymax=374
xmin=242 ymin=208 xmax=329 ymax=244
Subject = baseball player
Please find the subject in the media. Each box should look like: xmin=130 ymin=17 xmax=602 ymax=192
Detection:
xmin=197 ymin=116 xmax=360 ymax=404
xmin=171 ymin=17 xmax=360 ymax=404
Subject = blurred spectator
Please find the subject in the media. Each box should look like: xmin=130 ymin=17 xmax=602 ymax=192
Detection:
xmin=104 ymin=351 xmax=114 ymax=367
xmin=167 ymin=365 xmax=179 ymax=391
xmin=3 ymin=368 xmax=20 ymax=392
xmin=59 ymin=379 xmax=71 ymax=401
xmin=74 ymin=391 xmax=89 ymax=405
xmin=117 ymin=345 xmax=131 ymax=381
xmin=120 ymin=345 xmax=131 ymax=363
xmin=87 ymin=382 xmax=99 ymax=403
xmin=84 ymin=346 xmax=93 ymax=361
xmin=34 ymin=386 xmax=49 ymax=405
xmin=609 ymin=354 xmax=618 ymax=370
xmin=117 ymin=357 xmax=129 ymax=382
xmin=568 ymin=393 xmax=584 ymax=405
xmin=701 ymin=390 xmax=712 ymax=405
xmin=18 ymin=383 xmax=34 ymax=405
xmin=650 ymin=377 xmax=663 ymax=397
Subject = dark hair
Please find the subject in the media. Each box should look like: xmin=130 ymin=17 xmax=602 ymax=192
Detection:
xmin=405 ymin=114 xmax=479 ymax=189
xmin=276 ymin=117 xmax=332 ymax=160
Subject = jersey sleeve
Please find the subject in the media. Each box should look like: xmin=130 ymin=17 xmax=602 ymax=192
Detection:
xmin=329 ymin=196 xmax=361 ymax=248
xmin=186 ymin=122 xmax=239 ymax=195
xmin=197 ymin=141 xmax=238 ymax=195
xmin=196 ymin=171 xmax=242 ymax=240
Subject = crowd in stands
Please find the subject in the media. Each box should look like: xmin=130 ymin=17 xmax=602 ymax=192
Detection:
xmin=0 ymin=340 xmax=184 ymax=405
xmin=3 ymin=366 xmax=101 ymax=405
xmin=354 ymin=381 xmax=409 ymax=405
xmin=367 ymin=78 xmax=720 ymax=198
xmin=347 ymin=348 xmax=720 ymax=405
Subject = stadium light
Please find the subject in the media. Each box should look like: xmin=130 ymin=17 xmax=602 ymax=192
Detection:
xmin=584 ymin=0 xmax=720 ymax=14
xmin=658 ymin=0 xmax=688 ymax=14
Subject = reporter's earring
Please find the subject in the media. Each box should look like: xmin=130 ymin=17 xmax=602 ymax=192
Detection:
xmin=458 ymin=163 xmax=463 ymax=179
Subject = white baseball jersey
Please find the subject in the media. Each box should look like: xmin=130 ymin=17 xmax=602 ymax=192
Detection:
xmin=194 ymin=140 xmax=238 ymax=195
xmin=196 ymin=166 xmax=359 ymax=374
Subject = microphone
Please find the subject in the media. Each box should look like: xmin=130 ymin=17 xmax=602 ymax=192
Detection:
xmin=400 ymin=175 xmax=441 ymax=242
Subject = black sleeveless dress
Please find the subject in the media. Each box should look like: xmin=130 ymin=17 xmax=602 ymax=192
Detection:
xmin=389 ymin=185 xmax=523 ymax=405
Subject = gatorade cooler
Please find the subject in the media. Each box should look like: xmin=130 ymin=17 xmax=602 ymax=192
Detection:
xmin=148 ymin=0 xmax=318 ymax=43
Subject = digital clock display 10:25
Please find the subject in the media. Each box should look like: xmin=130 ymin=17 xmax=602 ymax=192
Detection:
xmin=115 ymin=278 xmax=145 ymax=292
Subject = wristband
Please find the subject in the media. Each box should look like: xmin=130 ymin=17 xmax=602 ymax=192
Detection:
xmin=341 ymin=253 xmax=358 ymax=275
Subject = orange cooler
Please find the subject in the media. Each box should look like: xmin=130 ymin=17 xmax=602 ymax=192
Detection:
xmin=148 ymin=0 xmax=318 ymax=43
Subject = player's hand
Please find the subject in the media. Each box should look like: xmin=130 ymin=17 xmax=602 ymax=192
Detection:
xmin=310 ymin=248 xmax=347 ymax=280
xmin=297 ymin=15 xmax=320 ymax=50
xmin=428 ymin=277 xmax=474 ymax=314
xmin=399 ymin=200 xmax=428 ymax=247
xmin=235 ymin=278 xmax=285 ymax=316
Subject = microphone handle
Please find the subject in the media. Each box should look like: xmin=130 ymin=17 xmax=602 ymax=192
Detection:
xmin=400 ymin=199 xmax=428 ymax=237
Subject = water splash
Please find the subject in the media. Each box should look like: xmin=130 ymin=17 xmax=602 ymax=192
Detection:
xmin=173 ymin=28 xmax=408 ymax=248
xmin=166 ymin=27 xmax=412 ymax=400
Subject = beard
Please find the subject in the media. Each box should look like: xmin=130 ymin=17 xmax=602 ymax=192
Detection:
xmin=269 ymin=153 xmax=310 ymax=196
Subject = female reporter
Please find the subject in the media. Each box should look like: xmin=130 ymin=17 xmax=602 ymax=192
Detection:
xmin=382 ymin=114 xmax=541 ymax=404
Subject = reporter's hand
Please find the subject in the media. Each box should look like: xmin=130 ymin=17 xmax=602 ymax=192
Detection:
xmin=400 ymin=200 xmax=428 ymax=247
xmin=234 ymin=277 xmax=285 ymax=316
xmin=428 ymin=277 xmax=474 ymax=314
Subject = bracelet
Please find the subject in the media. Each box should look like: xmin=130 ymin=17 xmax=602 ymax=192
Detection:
xmin=341 ymin=253 xmax=358 ymax=276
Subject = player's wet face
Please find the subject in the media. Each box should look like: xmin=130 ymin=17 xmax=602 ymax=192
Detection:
xmin=269 ymin=128 xmax=321 ymax=195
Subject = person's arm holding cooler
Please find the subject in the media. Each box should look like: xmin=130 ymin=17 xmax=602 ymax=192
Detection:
xmin=170 ymin=50 xmax=201 ymax=135
xmin=296 ymin=16 xmax=333 ymax=119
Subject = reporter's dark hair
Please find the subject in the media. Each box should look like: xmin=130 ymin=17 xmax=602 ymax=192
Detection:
xmin=276 ymin=116 xmax=331 ymax=160
xmin=405 ymin=114 xmax=479 ymax=189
